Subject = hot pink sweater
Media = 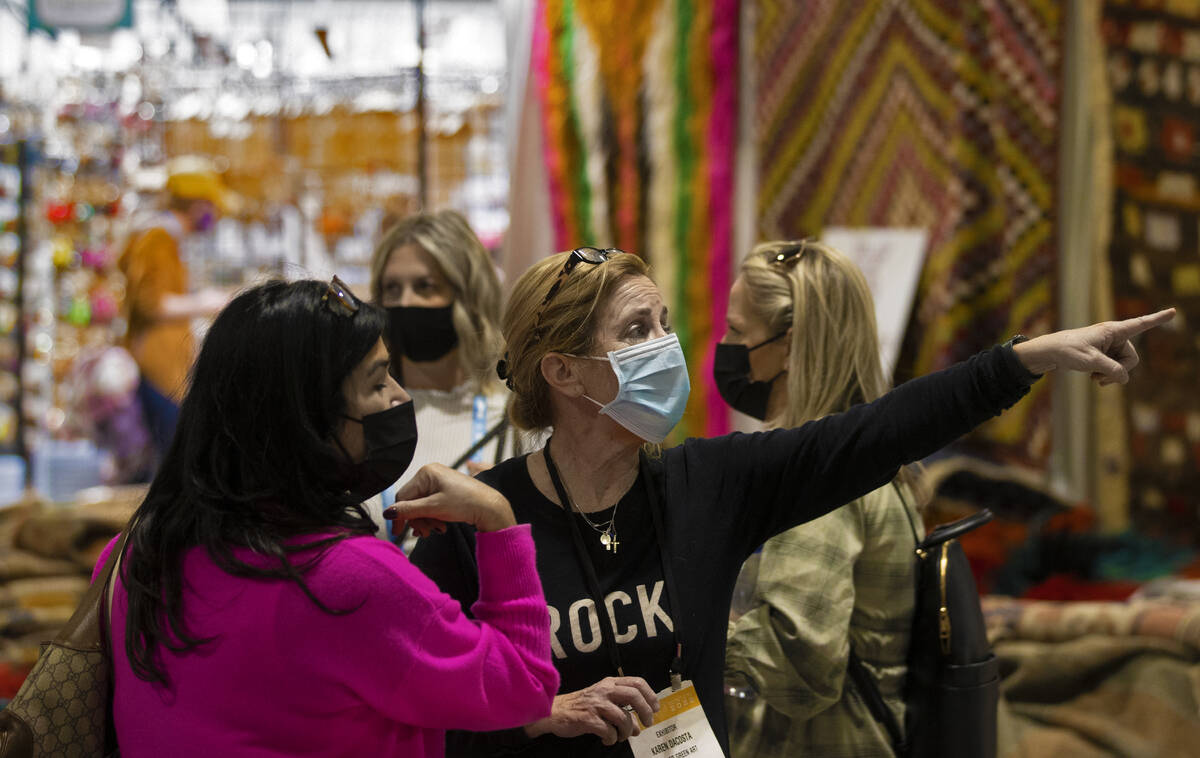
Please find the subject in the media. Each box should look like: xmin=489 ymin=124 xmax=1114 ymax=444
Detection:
xmin=92 ymin=525 xmax=558 ymax=757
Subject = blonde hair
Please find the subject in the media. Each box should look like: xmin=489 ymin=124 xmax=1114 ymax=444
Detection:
xmin=502 ymin=251 xmax=650 ymax=431
xmin=741 ymin=240 xmax=888 ymax=429
xmin=742 ymin=240 xmax=923 ymax=498
xmin=371 ymin=211 xmax=504 ymax=391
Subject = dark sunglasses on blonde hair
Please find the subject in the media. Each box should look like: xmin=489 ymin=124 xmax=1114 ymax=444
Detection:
xmin=496 ymin=246 xmax=622 ymax=390
xmin=769 ymin=239 xmax=814 ymax=268
xmin=531 ymin=246 xmax=621 ymax=341
xmin=322 ymin=275 xmax=360 ymax=317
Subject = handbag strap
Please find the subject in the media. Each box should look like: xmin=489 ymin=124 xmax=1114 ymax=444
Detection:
xmin=103 ymin=528 xmax=133 ymax=595
xmin=104 ymin=530 xmax=131 ymax=642
xmin=891 ymin=480 xmax=922 ymax=549
xmin=51 ymin=526 xmax=133 ymax=648
xmin=847 ymin=647 xmax=908 ymax=756
xmin=848 ymin=482 xmax=915 ymax=756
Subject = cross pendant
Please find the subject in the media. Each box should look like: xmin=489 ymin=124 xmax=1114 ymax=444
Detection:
xmin=601 ymin=529 xmax=619 ymax=553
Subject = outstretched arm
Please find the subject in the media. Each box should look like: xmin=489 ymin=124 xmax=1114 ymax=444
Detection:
xmin=689 ymin=310 xmax=1177 ymax=557
xmin=1013 ymin=309 xmax=1175 ymax=383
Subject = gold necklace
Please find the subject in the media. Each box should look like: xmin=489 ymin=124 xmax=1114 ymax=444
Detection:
xmin=551 ymin=451 xmax=621 ymax=553
xmin=575 ymin=502 xmax=621 ymax=553
xmin=542 ymin=446 xmax=619 ymax=554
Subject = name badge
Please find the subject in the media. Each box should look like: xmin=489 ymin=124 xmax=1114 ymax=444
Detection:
xmin=628 ymin=680 xmax=723 ymax=758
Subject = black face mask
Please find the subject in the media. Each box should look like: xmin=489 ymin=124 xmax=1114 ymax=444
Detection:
xmin=387 ymin=305 xmax=459 ymax=363
xmin=340 ymin=400 xmax=419 ymax=500
xmin=712 ymin=333 xmax=786 ymax=420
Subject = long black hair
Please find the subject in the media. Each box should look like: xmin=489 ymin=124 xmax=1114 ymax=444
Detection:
xmin=122 ymin=279 xmax=387 ymax=685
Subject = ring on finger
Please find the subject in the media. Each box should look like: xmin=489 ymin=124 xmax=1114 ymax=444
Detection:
xmin=622 ymin=704 xmax=635 ymax=713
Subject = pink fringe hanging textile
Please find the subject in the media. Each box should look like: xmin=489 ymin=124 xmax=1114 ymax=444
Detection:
xmin=532 ymin=0 xmax=572 ymax=250
xmin=705 ymin=0 xmax=738 ymax=437
xmin=532 ymin=0 xmax=739 ymax=439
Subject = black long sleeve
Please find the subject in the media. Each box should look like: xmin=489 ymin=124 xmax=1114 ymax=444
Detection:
xmin=670 ymin=343 xmax=1035 ymax=563
xmin=409 ymin=344 xmax=1037 ymax=757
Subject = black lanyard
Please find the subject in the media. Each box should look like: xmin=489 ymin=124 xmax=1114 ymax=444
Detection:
xmin=640 ymin=450 xmax=685 ymax=687
xmin=543 ymin=441 xmax=685 ymax=685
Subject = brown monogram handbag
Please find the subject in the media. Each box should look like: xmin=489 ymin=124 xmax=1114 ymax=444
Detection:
xmin=0 ymin=529 xmax=129 ymax=757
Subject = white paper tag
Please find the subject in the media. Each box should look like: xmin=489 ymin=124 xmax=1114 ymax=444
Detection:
xmin=819 ymin=226 xmax=928 ymax=378
xmin=628 ymin=680 xmax=724 ymax=758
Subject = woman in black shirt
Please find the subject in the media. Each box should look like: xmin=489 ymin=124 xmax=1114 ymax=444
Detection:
xmin=406 ymin=248 xmax=1171 ymax=757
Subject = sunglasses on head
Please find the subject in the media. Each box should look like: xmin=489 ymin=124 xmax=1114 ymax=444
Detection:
xmin=530 ymin=246 xmax=622 ymax=342
xmin=321 ymin=275 xmax=361 ymax=317
xmin=769 ymin=239 xmax=813 ymax=268
xmin=497 ymin=247 xmax=622 ymax=389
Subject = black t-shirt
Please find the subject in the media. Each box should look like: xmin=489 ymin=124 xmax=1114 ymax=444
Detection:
xmin=410 ymin=345 xmax=1036 ymax=757
xmin=412 ymin=457 xmax=676 ymax=757
xmin=514 ymin=467 xmax=677 ymax=694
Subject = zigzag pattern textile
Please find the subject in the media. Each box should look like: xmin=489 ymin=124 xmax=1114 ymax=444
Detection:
xmin=754 ymin=0 xmax=1062 ymax=467
xmin=1103 ymin=1 xmax=1200 ymax=539
xmin=532 ymin=0 xmax=740 ymax=439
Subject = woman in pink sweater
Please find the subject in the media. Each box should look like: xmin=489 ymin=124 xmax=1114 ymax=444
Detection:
xmin=94 ymin=277 xmax=558 ymax=757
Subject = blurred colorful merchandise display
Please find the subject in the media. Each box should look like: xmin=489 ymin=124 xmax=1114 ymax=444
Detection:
xmin=21 ymin=102 xmax=133 ymax=455
xmin=161 ymin=102 xmax=498 ymax=246
xmin=0 ymin=142 xmax=23 ymax=454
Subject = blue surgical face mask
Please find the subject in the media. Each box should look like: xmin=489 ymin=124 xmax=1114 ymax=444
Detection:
xmin=574 ymin=333 xmax=691 ymax=443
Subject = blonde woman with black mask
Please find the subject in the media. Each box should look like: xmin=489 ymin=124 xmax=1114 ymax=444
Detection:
xmin=366 ymin=211 xmax=531 ymax=542
xmin=718 ymin=241 xmax=923 ymax=757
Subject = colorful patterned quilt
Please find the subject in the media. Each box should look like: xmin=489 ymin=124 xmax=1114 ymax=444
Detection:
xmin=754 ymin=0 xmax=1062 ymax=466
xmin=1103 ymin=0 xmax=1200 ymax=540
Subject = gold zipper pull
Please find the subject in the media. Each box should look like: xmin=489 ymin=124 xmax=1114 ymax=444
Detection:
xmin=939 ymin=542 xmax=952 ymax=656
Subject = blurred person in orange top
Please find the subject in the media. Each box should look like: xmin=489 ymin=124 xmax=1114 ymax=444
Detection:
xmin=118 ymin=157 xmax=237 ymax=464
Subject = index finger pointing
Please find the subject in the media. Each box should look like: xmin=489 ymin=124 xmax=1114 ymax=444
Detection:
xmin=1111 ymin=308 xmax=1176 ymax=340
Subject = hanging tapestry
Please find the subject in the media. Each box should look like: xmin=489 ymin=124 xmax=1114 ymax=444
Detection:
xmin=532 ymin=0 xmax=740 ymax=439
xmin=754 ymin=0 xmax=1062 ymax=468
xmin=1102 ymin=1 xmax=1200 ymax=541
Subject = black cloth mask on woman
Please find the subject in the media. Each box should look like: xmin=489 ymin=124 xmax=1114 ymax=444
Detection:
xmin=341 ymin=400 xmax=419 ymax=500
xmin=712 ymin=332 xmax=787 ymax=420
xmin=387 ymin=305 xmax=459 ymax=362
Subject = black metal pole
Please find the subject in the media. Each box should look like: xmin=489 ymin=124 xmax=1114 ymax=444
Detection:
xmin=416 ymin=0 xmax=428 ymax=210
